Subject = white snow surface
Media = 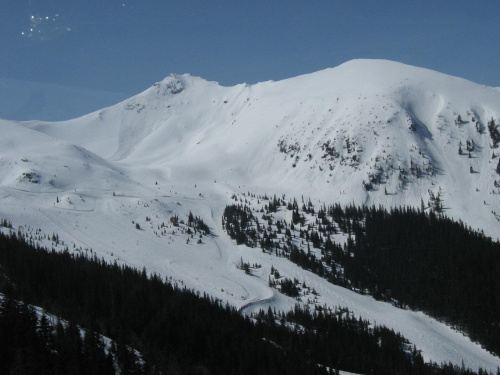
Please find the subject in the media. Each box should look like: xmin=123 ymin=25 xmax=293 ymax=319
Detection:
xmin=1 ymin=59 xmax=499 ymax=372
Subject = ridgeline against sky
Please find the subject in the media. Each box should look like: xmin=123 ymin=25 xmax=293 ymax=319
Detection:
xmin=1 ymin=1 xmax=499 ymax=98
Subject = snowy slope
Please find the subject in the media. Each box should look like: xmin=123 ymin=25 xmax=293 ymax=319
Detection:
xmin=25 ymin=59 xmax=500 ymax=239
xmin=1 ymin=59 xmax=500 ymax=372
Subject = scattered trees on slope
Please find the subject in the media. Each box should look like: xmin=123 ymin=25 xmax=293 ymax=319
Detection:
xmin=223 ymin=196 xmax=500 ymax=357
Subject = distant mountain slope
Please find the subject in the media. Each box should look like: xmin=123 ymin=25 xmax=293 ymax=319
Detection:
xmin=1 ymin=60 xmax=500 ymax=372
xmin=24 ymin=59 xmax=500 ymax=238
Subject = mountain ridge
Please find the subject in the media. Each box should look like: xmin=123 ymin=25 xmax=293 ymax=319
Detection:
xmin=83 ymin=58 xmax=500 ymax=237
xmin=1 ymin=59 xmax=500 ymax=371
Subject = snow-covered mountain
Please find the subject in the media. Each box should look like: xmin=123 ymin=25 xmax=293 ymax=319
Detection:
xmin=1 ymin=59 xmax=499 ymax=371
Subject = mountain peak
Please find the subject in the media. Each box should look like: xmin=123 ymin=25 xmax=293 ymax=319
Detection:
xmin=151 ymin=74 xmax=185 ymax=95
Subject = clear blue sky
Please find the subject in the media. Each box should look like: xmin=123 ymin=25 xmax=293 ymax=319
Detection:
xmin=1 ymin=0 xmax=499 ymax=96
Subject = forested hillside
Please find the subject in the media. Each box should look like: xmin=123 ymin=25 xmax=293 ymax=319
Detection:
xmin=223 ymin=195 xmax=500 ymax=356
xmin=0 ymin=232 xmax=495 ymax=375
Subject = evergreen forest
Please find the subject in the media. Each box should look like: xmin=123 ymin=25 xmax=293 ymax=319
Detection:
xmin=0 ymin=231 xmax=497 ymax=374
xmin=222 ymin=195 xmax=500 ymax=357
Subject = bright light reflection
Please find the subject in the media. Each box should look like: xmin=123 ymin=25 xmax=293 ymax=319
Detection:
xmin=21 ymin=13 xmax=71 ymax=41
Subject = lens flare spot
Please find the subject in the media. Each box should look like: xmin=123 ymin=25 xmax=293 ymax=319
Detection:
xmin=21 ymin=12 xmax=71 ymax=41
